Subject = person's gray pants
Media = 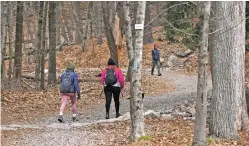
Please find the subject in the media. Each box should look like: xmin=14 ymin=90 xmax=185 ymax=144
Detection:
xmin=151 ymin=60 xmax=161 ymax=75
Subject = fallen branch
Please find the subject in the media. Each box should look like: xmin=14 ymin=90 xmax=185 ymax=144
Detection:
xmin=4 ymin=56 xmax=14 ymax=60
xmin=21 ymin=79 xmax=35 ymax=89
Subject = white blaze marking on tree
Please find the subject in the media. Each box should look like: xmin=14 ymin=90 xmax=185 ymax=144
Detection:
xmin=135 ymin=24 xmax=144 ymax=30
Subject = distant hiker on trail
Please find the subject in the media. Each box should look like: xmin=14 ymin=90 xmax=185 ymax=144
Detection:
xmin=58 ymin=61 xmax=80 ymax=122
xmin=151 ymin=43 xmax=162 ymax=76
xmin=100 ymin=58 xmax=124 ymax=119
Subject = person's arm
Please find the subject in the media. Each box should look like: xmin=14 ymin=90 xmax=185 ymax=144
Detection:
xmin=100 ymin=69 xmax=106 ymax=85
xmin=117 ymin=69 xmax=125 ymax=89
xmin=73 ymin=73 xmax=80 ymax=99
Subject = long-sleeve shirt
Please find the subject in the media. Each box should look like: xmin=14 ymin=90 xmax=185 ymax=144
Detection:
xmin=152 ymin=48 xmax=160 ymax=61
xmin=100 ymin=65 xmax=125 ymax=89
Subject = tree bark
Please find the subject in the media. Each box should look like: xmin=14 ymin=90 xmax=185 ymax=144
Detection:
xmin=102 ymin=1 xmax=119 ymax=67
xmin=1 ymin=1 xmax=7 ymax=80
xmin=56 ymin=2 xmax=61 ymax=46
xmin=14 ymin=1 xmax=24 ymax=79
xmin=122 ymin=2 xmax=134 ymax=82
xmin=210 ymin=1 xmax=249 ymax=139
xmin=40 ymin=2 xmax=48 ymax=89
xmin=7 ymin=2 xmax=13 ymax=81
xmin=143 ymin=3 xmax=154 ymax=44
xmin=35 ymin=1 xmax=44 ymax=81
xmin=192 ymin=1 xmax=210 ymax=146
xmin=48 ymin=1 xmax=57 ymax=85
xmin=130 ymin=1 xmax=146 ymax=141
xmin=97 ymin=2 xmax=103 ymax=45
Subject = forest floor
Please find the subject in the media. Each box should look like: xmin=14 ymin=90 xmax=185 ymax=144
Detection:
xmin=1 ymin=26 xmax=249 ymax=145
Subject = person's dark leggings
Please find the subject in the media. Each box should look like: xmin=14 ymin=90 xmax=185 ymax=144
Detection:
xmin=104 ymin=86 xmax=121 ymax=114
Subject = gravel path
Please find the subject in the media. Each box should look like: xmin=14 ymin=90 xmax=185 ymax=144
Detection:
xmin=2 ymin=69 xmax=212 ymax=146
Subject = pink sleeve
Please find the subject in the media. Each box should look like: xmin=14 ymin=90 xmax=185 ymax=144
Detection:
xmin=100 ymin=70 xmax=106 ymax=85
xmin=117 ymin=69 xmax=125 ymax=89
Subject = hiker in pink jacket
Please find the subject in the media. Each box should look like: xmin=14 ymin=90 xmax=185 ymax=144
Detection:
xmin=100 ymin=58 xmax=124 ymax=119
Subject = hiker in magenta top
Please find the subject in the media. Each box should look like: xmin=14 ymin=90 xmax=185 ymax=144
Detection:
xmin=58 ymin=61 xmax=80 ymax=122
xmin=100 ymin=58 xmax=124 ymax=119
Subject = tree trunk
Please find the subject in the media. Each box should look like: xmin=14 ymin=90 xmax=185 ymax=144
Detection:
xmin=81 ymin=2 xmax=89 ymax=52
xmin=56 ymin=2 xmax=61 ymax=46
xmin=210 ymin=1 xmax=249 ymax=139
xmin=97 ymin=2 xmax=103 ymax=45
xmin=48 ymin=1 xmax=57 ymax=85
xmin=143 ymin=3 xmax=154 ymax=44
xmin=35 ymin=1 xmax=44 ymax=81
xmin=14 ymin=1 xmax=24 ymax=79
xmin=192 ymin=1 xmax=210 ymax=146
xmin=102 ymin=1 xmax=119 ymax=67
xmin=122 ymin=2 xmax=134 ymax=82
xmin=130 ymin=1 xmax=146 ymax=141
xmin=61 ymin=3 xmax=73 ymax=42
xmin=130 ymin=2 xmax=138 ymax=49
xmin=1 ymin=1 xmax=7 ymax=80
xmin=40 ymin=2 xmax=48 ymax=89
xmin=7 ymin=2 xmax=13 ymax=81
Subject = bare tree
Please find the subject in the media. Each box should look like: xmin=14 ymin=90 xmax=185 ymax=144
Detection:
xmin=101 ymin=1 xmax=119 ymax=66
xmin=210 ymin=1 xmax=249 ymax=139
xmin=48 ymin=1 xmax=57 ymax=85
xmin=143 ymin=3 xmax=154 ymax=44
xmin=14 ymin=1 xmax=24 ymax=79
xmin=7 ymin=2 xmax=14 ymax=81
xmin=192 ymin=1 xmax=211 ymax=146
xmin=97 ymin=2 xmax=103 ymax=45
xmin=1 ymin=1 xmax=7 ymax=80
xmin=122 ymin=2 xmax=133 ymax=82
xmin=40 ymin=2 xmax=48 ymax=89
xmin=130 ymin=1 xmax=146 ymax=141
xmin=56 ymin=2 xmax=61 ymax=46
xmin=35 ymin=1 xmax=44 ymax=80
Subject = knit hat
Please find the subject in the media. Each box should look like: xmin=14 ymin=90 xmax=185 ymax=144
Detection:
xmin=107 ymin=58 xmax=115 ymax=66
xmin=66 ymin=61 xmax=75 ymax=70
xmin=154 ymin=43 xmax=158 ymax=48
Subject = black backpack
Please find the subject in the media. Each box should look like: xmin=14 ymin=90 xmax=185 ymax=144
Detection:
xmin=105 ymin=68 xmax=117 ymax=86
xmin=60 ymin=72 xmax=74 ymax=93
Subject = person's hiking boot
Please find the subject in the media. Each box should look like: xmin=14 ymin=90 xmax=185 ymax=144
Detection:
xmin=72 ymin=116 xmax=78 ymax=122
xmin=158 ymin=73 xmax=162 ymax=76
xmin=58 ymin=115 xmax=64 ymax=123
xmin=116 ymin=113 xmax=121 ymax=118
xmin=105 ymin=113 xmax=110 ymax=119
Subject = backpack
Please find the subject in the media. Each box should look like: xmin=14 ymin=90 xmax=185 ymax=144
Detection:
xmin=105 ymin=68 xmax=117 ymax=86
xmin=60 ymin=72 xmax=74 ymax=93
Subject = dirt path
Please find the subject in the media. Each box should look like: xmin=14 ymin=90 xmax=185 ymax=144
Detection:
xmin=1 ymin=69 xmax=212 ymax=146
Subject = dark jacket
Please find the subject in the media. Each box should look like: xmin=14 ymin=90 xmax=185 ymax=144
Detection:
xmin=60 ymin=70 xmax=80 ymax=96
xmin=152 ymin=48 xmax=160 ymax=61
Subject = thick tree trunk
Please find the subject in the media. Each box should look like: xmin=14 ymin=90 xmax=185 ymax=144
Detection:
xmin=210 ymin=1 xmax=249 ymax=139
xmin=102 ymin=1 xmax=119 ymax=67
xmin=40 ymin=2 xmax=48 ymax=89
xmin=14 ymin=1 xmax=24 ymax=79
xmin=130 ymin=1 xmax=146 ymax=141
xmin=122 ymin=2 xmax=134 ymax=82
xmin=143 ymin=3 xmax=154 ymax=44
xmin=35 ymin=1 xmax=44 ymax=80
xmin=192 ymin=1 xmax=210 ymax=146
xmin=48 ymin=1 xmax=57 ymax=85
xmin=130 ymin=2 xmax=138 ymax=49
xmin=7 ymin=2 xmax=13 ymax=81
